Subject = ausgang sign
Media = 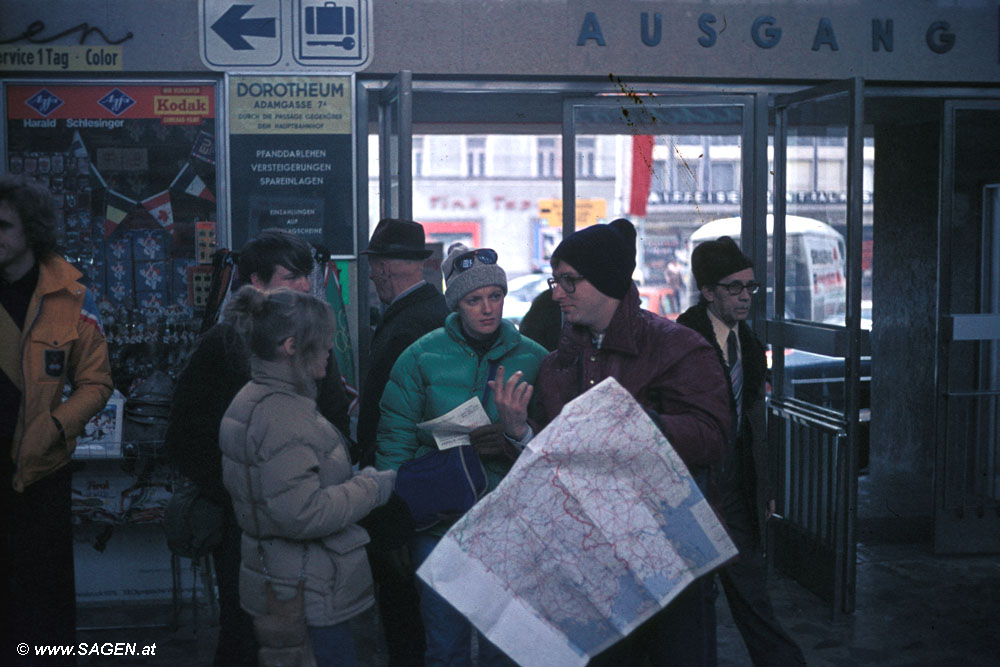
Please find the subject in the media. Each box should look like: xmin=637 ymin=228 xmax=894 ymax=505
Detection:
xmin=200 ymin=0 xmax=371 ymax=71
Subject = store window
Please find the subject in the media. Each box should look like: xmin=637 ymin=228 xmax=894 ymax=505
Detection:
xmin=5 ymin=82 xmax=219 ymax=394
xmin=413 ymin=136 xmax=424 ymax=177
xmin=786 ymin=158 xmax=813 ymax=192
xmin=467 ymin=136 xmax=486 ymax=177
xmin=817 ymin=159 xmax=846 ymax=191
xmin=537 ymin=137 xmax=558 ymax=177
xmin=577 ymin=137 xmax=596 ymax=177
xmin=710 ymin=162 xmax=736 ymax=192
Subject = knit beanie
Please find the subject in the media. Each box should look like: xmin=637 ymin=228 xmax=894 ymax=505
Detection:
xmin=691 ymin=235 xmax=753 ymax=288
xmin=550 ymin=218 xmax=637 ymax=299
xmin=442 ymin=243 xmax=508 ymax=311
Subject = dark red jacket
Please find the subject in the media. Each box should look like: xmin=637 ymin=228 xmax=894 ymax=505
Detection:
xmin=535 ymin=285 xmax=731 ymax=510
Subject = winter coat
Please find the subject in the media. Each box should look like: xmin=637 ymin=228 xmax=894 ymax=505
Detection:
xmin=219 ymin=358 xmax=384 ymax=627
xmin=356 ymin=283 xmax=449 ymax=467
xmin=7 ymin=254 xmax=112 ymax=492
xmin=165 ymin=319 xmax=352 ymax=506
xmin=678 ymin=300 xmax=772 ymax=545
xmin=535 ymin=284 xmax=731 ymax=511
xmin=375 ymin=314 xmax=547 ymax=536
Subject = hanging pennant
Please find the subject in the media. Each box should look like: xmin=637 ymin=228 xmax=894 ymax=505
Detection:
xmin=141 ymin=189 xmax=174 ymax=231
xmin=171 ymin=163 xmax=216 ymax=202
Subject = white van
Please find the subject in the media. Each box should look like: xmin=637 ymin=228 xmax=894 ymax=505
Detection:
xmin=686 ymin=215 xmax=847 ymax=322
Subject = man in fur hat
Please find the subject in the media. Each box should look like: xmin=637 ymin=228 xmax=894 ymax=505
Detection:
xmin=677 ymin=235 xmax=805 ymax=666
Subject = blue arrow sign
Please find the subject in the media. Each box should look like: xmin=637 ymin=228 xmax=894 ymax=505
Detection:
xmin=211 ymin=4 xmax=276 ymax=50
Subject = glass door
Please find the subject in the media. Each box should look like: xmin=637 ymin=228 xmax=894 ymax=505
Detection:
xmin=562 ymin=95 xmax=761 ymax=315
xmin=378 ymin=70 xmax=412 ymax=220
xmin=769 ymin=78 xmax=866 ymax=614
xmin=935 ymin=101 xmax=1000 ymax=554
xmin=356 ymin=71 xmax=413 ymax=374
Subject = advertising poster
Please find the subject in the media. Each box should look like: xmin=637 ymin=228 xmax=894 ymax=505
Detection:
xmin=5 ymin=83 xmax=218 ymax=314
xmin=228 ymin=75 xmax=354 ymax=255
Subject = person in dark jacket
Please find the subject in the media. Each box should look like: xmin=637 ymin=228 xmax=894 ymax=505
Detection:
xmin=356 ymin=218 xmax=449 ymax=666
xmin=534 ymin=218 xmax=731 ymax=667
xmin=164 ymin=230 xmax=352 ymax=667
xmin=516 ymin=287 xmax=562 ymax=352
xmin=678 ymin=236 xmax=806 ymax=667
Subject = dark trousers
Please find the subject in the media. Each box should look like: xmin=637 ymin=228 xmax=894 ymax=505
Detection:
xmin=590 ymin=575 xmax=717 ymax=667
xmin=3 ymin=465 xmax=76 ymax=667
xmin=720 ymin=501 xmax=806 ymax=667
xmin=368 ymin=546 xmax=427 ymax=666
xmin=212 ymin=509 xmax=257 ymax=667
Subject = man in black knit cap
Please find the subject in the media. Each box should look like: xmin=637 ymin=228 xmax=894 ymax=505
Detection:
xmin=532 ymin=218 xmax=731 ymax=667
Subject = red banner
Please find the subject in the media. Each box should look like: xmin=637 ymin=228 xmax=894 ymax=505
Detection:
xmin=629 ymin=134 xmax=655 ymax=217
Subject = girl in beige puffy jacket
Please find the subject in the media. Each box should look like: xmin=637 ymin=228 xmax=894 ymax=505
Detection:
xmin=219 ymin=286 xmax=395 ymax=667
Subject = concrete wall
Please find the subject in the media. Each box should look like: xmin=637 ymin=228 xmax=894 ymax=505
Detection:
xmin=869 ymin=120 xmax=939 ymax=517
xmin=1 ymin=1 xmax=998 ymax=82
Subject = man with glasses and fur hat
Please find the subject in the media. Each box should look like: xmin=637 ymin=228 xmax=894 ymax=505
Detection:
xmin=678 ymin=236 xmax=806 ymax=666
xmin=357 ymin=218 xmax=449 ymax=666
xmin=533 ymin=218 xmax=731 ymax=667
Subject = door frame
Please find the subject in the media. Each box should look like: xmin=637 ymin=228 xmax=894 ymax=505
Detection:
xmin=934 ymin=99 xmax=1000 ymax=553
xmin=560 ymin=94 xmax=763 ymax=263
xmin=356 ymin=71 xmax=414 ymax=378
xmin=768 ymin=77 xmax=866 ymax=615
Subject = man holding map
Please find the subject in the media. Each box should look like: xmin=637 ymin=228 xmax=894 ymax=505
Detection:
xmin=531 ymin=218 xmax=731 ymax=666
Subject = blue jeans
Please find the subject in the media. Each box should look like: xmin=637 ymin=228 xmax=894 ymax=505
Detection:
xmin=308 ymin=621 xmax=358 ymax=667
xmin=410 ymin=534 xmax=515 ymax=667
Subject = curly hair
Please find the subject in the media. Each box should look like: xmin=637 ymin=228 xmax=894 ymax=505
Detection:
xmin=0 ymin=173 xmax=58 ymax=258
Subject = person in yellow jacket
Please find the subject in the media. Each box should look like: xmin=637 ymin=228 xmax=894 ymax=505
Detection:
xmin=1 ymin=174 xmax=113 ymax=665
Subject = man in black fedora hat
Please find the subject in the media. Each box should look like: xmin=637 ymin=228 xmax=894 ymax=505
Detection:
xmin=357 ymin=218 xmax=448 ymax=464
xmin=357 ymin=218 xmax=448 ymax=666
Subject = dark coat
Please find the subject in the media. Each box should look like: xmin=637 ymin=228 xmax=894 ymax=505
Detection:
xmin=535 ymin=284 xmax=730 ymax=511
xmin=518 ymin=288 xmax=562 ymax=352
xmin=356 ymin=283 xmax=449 ymax=468
xmin=677 ymin=300 xmax=772 ymax=545
xmin=165 ymin=320 xmax=352 ymax=505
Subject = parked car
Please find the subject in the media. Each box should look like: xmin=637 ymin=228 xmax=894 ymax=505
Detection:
xmin=637 ymin=285 xmax=679 ymax=319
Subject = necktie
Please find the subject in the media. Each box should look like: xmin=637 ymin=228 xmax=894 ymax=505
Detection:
xmin=727 ymin=329 xmax=743 ymax=421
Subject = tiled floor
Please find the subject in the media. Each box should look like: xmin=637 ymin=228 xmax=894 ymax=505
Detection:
xmin=719 ymin=542 xmax=1000 ymax=667
xmin=76 ymin=538 xmax=999 ymax=667
xmin=77 ymin=473 xmax=1000 ymax=666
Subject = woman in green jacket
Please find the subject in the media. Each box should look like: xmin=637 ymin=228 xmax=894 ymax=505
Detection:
xmin=375 ymin=243 xmax=547 ymax=667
